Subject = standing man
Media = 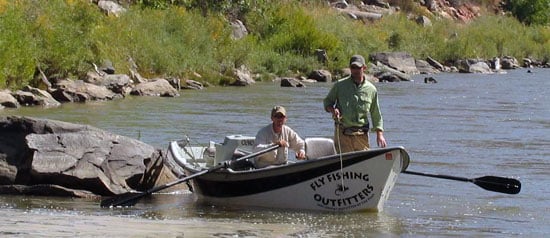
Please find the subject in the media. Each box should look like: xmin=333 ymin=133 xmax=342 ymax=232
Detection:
xmin=253 ymin=106 xmax=306 ymax=168
xmin=323 ymin=55 xmax=387 ymax=153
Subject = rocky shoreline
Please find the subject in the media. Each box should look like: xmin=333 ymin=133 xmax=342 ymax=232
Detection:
xmin=2 ymin=1 xmax=549 ymax=111
xmin=3 ymin=1 xmax=550 ymax=111
xmin=1 ymin=51 xmax=547 ymax=111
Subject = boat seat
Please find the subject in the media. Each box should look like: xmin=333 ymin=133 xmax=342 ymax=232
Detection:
xmin=305 ymin=137 xmax=336 ymax=159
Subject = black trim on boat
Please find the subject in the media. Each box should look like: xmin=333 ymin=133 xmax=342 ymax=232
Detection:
xmin=190 ymin=149 xmax=396 ymax=197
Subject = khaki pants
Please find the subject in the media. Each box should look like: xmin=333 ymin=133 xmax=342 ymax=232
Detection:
xmin=334 ymin=125 xmax=370 ymax=153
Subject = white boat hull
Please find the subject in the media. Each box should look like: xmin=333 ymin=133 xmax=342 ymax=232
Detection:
xmin=168 ymin=138 xmax=410 ymax=212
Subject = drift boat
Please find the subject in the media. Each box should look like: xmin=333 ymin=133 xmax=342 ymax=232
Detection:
xmin=166 ymin=135 xmax=410 ymax=212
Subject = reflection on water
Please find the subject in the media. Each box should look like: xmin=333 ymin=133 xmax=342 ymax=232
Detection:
xmin=1 ymin=69 xmax=549 ymax=236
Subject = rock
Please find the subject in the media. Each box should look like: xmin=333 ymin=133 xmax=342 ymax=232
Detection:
xmin=308 ymin=70 xmax=332 ymax=82
xmin=0 ymin=90 xmax=20 ymax=108
xmin=280 ymin=77 xmax=305 ymax=87
xmin=14 ymin=86 xmax=61 ymax=108
xmin=424 ymin=77 xmax=438 ymax=83
xmin=330 ymin=0 xmax=348 ymax=9
xmin=315 ymin=49 xmax=328 ymax=64
xmin=230 ymin=65 xmax=255 ymax=86
xmin=0 ymin=116 xmax=178 ymax=197
xmin=369 ymin=52 xmax=420 ymax=75
xmin=183 ymin=79 xmax=204 ymax=90
xmin=230 ymin=19 xmax=248 ymax=40
xmin=166 ymin=77 xmax=181 ymax=91
xmin=97 ymin=0 xmax=126 ymax=17
xmin=426 ymin=56 xmax=446 ymax=72
xmin=415 ymin=15 xmax=432 ymax=27
xmin=457 ymin=59 xmax=493 ymax=73
xmin=130 ymin=79 xmax=179 ymax=97
xmin=424 ymin=0 xmax=438 ymax=11
xmin=368 ymin=62 xmax=411 ymax=81
xmin=500 ymin=56 xmax=521 ymax=69
xmin=523 ymin=58 xmax=533 ymax=68
xmin=129 ymin=67 xmax=148 ymax=84
xmin=337 ymin=8 xmax=383 ymax=21
xmin=99 ymin=60 xmax=115 ymax=75
xmin=84 ymin=71 xmax=132 ymax=94
xmin=50 ymin=79 xmax=119 ymax=102
xmin=102 ymin=74 xmax=134 ymax=95
xmin=415 ymin=59 xmax=439 ymax=74
xmin=377 ymin=72 xmax=402 ymax=82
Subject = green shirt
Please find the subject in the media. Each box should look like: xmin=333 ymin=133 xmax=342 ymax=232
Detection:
xmin=323 ymin=75 xmax=384 ymax=131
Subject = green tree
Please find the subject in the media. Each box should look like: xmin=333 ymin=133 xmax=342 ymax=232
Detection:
xmin=503 ymin=0 xmax=550 ymax=25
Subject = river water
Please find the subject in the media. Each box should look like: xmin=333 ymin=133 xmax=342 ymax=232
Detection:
xmin=1 ymin=69 xmax=548 ymax=237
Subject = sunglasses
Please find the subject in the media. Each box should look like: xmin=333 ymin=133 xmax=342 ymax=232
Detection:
xmin=350 ymin=65 xmax=363 ymax=70
xmin=273 ymin=114 xmax=286 ymax=119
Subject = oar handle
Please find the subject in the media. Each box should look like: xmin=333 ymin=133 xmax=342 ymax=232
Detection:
xmin=225 ymin=144 xmax=280 ymax=166
xmin=403 ymin=170 xmax=471 ymax=182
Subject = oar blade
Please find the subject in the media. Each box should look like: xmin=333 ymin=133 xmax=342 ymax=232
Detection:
xmin=473 ymin=176 xmax=521 ymax=194
xmin=100 ymin=192 xmax=145 ymax=208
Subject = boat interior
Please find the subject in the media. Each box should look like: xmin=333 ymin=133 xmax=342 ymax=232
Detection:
xmin=174 ymin=135 xmax=338 ymax=170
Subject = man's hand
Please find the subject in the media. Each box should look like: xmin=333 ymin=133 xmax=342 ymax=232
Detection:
xmin=296 ymin=150 xmax=306 ymax=160
xmin=275 ymin=139 xmax=288 ymax=148
xmin=376 ymin=131 xmax=387 ymax=148
xmin=327 ymin=107 xmax=341 ymax=120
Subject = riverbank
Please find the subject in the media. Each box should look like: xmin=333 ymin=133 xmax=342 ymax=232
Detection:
xmin=1 ymin=1 xmax=549 ymax=93
xmin=1 ymin=46 xmax=548 ymax=112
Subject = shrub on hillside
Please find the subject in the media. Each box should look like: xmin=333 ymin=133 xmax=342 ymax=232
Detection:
xmin=502 ymin=0 xmax=550 ymax=26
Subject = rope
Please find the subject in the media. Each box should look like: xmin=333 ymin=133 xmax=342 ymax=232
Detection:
xmin=335 ymin=119 xmax=345 ymax=193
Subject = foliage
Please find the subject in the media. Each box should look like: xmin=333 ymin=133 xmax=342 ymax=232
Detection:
xmin=33 ymin=0 xmax=104 ymax=79
xmin=502 ymin=0 xmax=550 ymax=25
xmin=0 ymin=2 xmax=37 ymax=89
xmin=245 ymin=2 xmax=340 ymax=75
xmin=97 ymin=6 xmax=231 ymax=79
xmin=1 ymin=0 xmax=550 ymax=90
xmin=137 ymin=0 xmax=268 ymax=20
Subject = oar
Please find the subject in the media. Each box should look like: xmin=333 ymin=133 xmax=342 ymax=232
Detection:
xmin=100 ymin=144 xmax=280 ymax=208
xmin=403 ymin=170 xmax=521 ymax=194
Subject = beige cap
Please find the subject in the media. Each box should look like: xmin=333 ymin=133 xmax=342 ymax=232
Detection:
xmin=271 ymin=106 xmax=286 ymax=117
xmin=349 ymin=54 xmax=366 ymax=67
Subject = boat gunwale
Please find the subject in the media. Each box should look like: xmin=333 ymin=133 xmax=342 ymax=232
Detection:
xmin=170 ymin=140 xmax=410 ymax=178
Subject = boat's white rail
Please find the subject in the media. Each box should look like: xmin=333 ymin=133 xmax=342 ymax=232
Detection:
xmin=169 ymin=141 xmax=211 ymax=168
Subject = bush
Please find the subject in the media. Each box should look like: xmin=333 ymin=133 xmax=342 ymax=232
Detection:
xmin=0 ymin=2 xmax=37 ymax=89
xmin=0 ymin=0 xmax=549 ymax=90
xmin=34 ymin=1 xmax=104 ymax=79
xmin=503 ymin=0 xmax=550 ymax=26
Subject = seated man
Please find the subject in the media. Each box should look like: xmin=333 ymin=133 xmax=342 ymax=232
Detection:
xmin=253 ymin=106 xmax=306 ymax=168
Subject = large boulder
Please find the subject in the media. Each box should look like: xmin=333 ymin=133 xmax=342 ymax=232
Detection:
xmin=308 ymin=69 xmax=332 ymax=82
xmin=50 ymin=79 xmax=120 ymax=102
xmin=456 ymin=59 xmax=493 ymax=73
xmin=0 ymin=116 xmax=178 ymax=197
xmin=12 ymin=86 xmax=61 ymax=108
xmin=84 ymin=71 xmax=134 ymax=95
xmin=130 ymin=79 xmax=179 ymax=97
xmin=368 ymin=62 xmax=412 ymax=81
xmin=369 ymin=52 xmax=420 ymax=75
xmin=229 ymin=65 xmax=256 ymax=86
